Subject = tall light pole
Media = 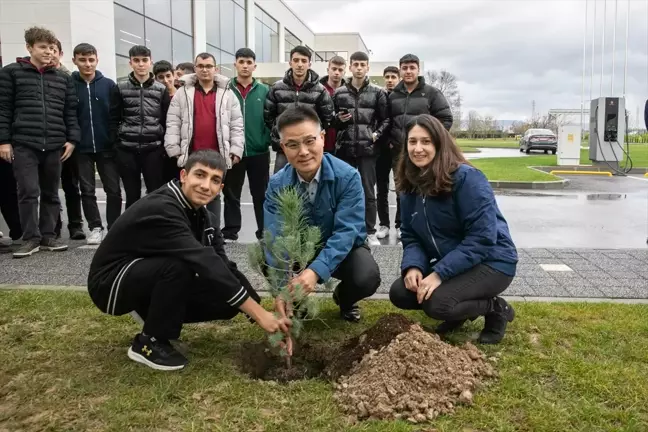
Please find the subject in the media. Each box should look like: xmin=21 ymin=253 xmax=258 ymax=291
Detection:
xmin=581 ymin=0 xmax=588 ymax=132
xmin=590 ymin=0 xmax=597 ymax=102
xmin=600 ymin=0 xmax=607 ymax=96
xmin=622 ymin=0 xmax=630 ymax=98
xmin=611 ymin=0 xmax=618 ymax=94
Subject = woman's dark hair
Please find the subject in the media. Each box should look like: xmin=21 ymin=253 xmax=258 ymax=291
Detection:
xmin=395 ymin=114 xmax=470 ymax=196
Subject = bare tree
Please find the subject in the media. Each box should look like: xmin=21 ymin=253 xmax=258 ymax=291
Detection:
xmin=451 ymin=93 xmax=463 ymax=133
xmin=466 ymin=110 xmax=482 ymax=139
xmin=426 ymin=69 xmax=461 ymax=115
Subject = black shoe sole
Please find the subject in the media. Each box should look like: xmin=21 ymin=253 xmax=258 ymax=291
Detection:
xmin=127 ymin=347 xmax=186 ymax=371
xmin=70 ymin=232 xmax=86 ymax=240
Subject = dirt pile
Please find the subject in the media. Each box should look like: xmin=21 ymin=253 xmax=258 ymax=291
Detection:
xmin=325 ymin=313 xmax=416 ymax=380
xmin=333 ymin=324 xmax=496 ymax=423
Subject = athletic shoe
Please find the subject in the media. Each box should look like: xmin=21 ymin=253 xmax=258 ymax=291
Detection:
xmin=86 ymin=228 xmax=104 ymax=245
xmin=366 ymin=234 xmax=380 ymax=247
xmin=127 ymin=333 xmax=188 ymax=371
xmin=40 ymin=238 xmax=68 ymax=252
xmin=69 ymin=228 xmax=86 ymax=240
xmin=13 ymin=240 xmax=40 ymax=258
xmin=376 ymin=226 xmax=389 ymax=239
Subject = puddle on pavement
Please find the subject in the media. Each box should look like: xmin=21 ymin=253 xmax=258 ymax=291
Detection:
xmin=585 ymin=193 xmax=627 ymax=200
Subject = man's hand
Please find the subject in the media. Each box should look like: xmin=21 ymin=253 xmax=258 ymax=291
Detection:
xmin=230 ymin=154 xmax=240 ymax=165
xmin=60 ymin=142 xmax=75 ymax=162
xmin=274 ymin=298 xmax=294 ymax=356
xmin=290 ymin=268 xmax=319 ymax=294
xmin=417 ymin=272 xmax=442 ymax=304
xmin=404 ymin=268 xmax=423 ymax=292
xmin=338 ymin=112 xmax=352 ymax=122
xmin=0 ymin=144 xmax=13 ymax=163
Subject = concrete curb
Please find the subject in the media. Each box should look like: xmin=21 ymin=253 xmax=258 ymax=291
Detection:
xmin=3 ymin=284 xmax=648 ymax=304
xmin=533 ymin=165 xmax=648 ymax=175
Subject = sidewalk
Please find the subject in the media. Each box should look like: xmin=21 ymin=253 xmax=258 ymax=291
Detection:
xmin=1 ymin=243 xmax=646 ymax=300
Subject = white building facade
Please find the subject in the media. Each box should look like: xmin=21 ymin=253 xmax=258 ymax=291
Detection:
xmin=0 ymin=0 xmax=409 ymax=84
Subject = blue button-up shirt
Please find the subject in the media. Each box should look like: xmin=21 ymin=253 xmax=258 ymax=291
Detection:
xmin=297 ymin=167 xmax=322 ymax=204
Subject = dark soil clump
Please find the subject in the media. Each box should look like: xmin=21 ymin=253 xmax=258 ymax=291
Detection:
xmin=324 ymin=313 xmax=416 ymax=380
xmin=238 ymin=340 xmax=335 ymax=382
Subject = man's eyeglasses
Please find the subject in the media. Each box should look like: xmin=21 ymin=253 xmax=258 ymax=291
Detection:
xmin=196 ymin=64 xmax=215 ymax=70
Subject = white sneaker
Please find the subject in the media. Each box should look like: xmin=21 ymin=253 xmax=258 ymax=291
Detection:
xmin=0 ymin=230 xmax=3 ymax=238
xmin=367 ymin=234 xmax=381 ymax=247
xmin=87 ymin=228 xmax=104 ymax=245
xmin=397 ymin=228 xmax=402 ymax=240
xmin=376 ymin=226 xmax=389 ymax=239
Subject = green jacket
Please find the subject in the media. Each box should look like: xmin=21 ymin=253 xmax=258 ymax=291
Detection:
xmin=228 ymin=78 xmax=271 ymax=157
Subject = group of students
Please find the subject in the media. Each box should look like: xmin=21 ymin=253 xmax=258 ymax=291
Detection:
xmin=0 ymin=26 xmax=519 ymax=372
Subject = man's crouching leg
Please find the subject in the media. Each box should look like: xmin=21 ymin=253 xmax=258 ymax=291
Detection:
xmin=331 ymin=244 xmax=381 ymax=322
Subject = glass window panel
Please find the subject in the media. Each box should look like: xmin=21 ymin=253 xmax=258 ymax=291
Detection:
xmin=116 ymin=55 xmax=132 ymax=83
xmin=144 ymin=0 xmax=171 ymax=26
xmin=263 ymin=12 xmax=278 ymax=33
xmin=233 ymin=0 xmax=245 ymax=7
xmin=145 ymin=18 xmax=172 ymax=62
xmin=255 ymin=19 xmax=264 ymax=62
xmin=116 ymin=0 xmax=143 ymax=13
xmin=114 ymin=5 xmax=145 ymax=57
xmin=171 ymin=0 xmax=192 ymax=35
xmin=206 ymin=0 xmax=220 ymax=47
xmin=207 ymin=44 xmax=222 ymax=64
xmin=172 ymin=30 xmax=193 ymax=64
xmin=262 ymin=25 xmax=271 ymax=64
xmin=255 ymin=5 xmax=263 ymax=21
xmin=220 ymin=0 xmax=235 ymax=54
xmin=270 ymin=31 xmax=279 ymax=62
xmin=234 ymin=4 xmax=246 ymax=50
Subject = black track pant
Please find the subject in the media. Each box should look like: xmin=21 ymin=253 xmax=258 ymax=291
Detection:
xmin=376 ymin=146 xmax=400 ymax=229
xmin=116 ymin=147 xmax=165 ymax=209
xmin=109 ymin=257 xmax=260 ymax=341
xmin=389 ymin=264 xmax=513 ymax=321
xmin=0 ymin=160 xmax=22 ymax=240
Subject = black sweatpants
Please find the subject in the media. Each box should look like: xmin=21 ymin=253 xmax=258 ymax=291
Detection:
xmin=77 ymin=151 xmax=122 ymax=230
xmin=116 ymin=146 xmax=165 ymax=209
xmin=222 ymin=152 xmax=270 ymax=240
xmin=0 ymin=160 xmax=22 ymax=240
xmin=340 ymin=155 xmax=378 ymax=235
xmin=56 ymin=151 xmax=83 ymax=235
xmin=376 ymin=146 xmax=400 ymax=229
xmin=110 ymin=257 xmax=261 ymax=341
xmin=12 ymin=146 xmax=62 ymax=242
xmin=331 ymin=244 xmax=381 ymax=308
xmin=389 ymin=264 xmax=513 ymax=321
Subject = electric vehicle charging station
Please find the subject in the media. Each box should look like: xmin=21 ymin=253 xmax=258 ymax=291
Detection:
xmin=588 ymin=97 xmax=626 ymax=171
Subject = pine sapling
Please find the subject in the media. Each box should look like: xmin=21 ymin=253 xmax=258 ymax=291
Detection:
xmin=248 ymin=186 xmax=322 ymax=363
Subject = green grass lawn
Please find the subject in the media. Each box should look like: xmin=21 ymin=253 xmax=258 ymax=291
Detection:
xmin=471 ymin=155 xmax=559 ymax=182
xmin=2 ymin=290 xmax=648 ymax=432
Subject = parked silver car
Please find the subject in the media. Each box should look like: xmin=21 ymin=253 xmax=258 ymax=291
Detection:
xmin=519 ymin=128 xmax=557 ymax=154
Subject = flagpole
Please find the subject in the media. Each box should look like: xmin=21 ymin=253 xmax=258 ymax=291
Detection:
xmin=590 ymin=0 xmax=597 ymax=102
xmin=611 ymin=0 xmax=618 ymax=94
xmin=622 ymin=0 xmax=630 ymax=98
xmin=600 ymin=0 xmax=607 ymax=96
xmin=581 ymin=0 xmax=588 ymax=132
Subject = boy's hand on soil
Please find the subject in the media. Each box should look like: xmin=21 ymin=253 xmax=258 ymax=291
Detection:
xmin=417 ymin=273 xmax=442 ymax=304
xmin=291 ymin=269 xmax=318 ymax=294
xmin=404 ymin=268 xmax=423 ymax=292
xmin=258 ymin=309 xmax=292 ymax=334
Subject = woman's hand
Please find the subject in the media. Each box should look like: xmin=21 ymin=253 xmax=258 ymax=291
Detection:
xmin=417 ymin=272 xmax=442 ymax=304
xmin=404 ymin=268 xmax=423 ymax=292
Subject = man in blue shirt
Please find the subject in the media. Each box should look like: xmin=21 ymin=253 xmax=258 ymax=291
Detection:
xmin=264 ymin=105 xmax=381 ymax=322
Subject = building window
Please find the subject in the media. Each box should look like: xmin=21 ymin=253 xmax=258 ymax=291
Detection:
xmin=314 ymin=51 xmax=347 ymax=62
xmin=255 ymin=5 xmax=279 ymax=62
xmin=284 ymin=29 xmax=301 ymax=62
xmin=206 ymin=0 xmax=245 ymax=69
xmin=114 ymin=1 xmax=194 ymax=81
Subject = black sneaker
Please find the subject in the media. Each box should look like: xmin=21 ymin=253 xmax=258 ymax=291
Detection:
xmin=478 ymin=297 xmax=515 ymax=345
xmin=127 ymin=333 xmax=188 ymax=371
xmin=13 ymin=240 xmax=40 ymax=259
xmin=332 ymin=290 xmax=361 ymax=323
xmin=40 ymin=238 xmax=68 ymax=252
xmin=69 ymin=228 xmax=86 ymax=240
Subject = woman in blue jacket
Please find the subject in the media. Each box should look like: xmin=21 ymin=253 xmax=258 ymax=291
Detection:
xmin=389 ymin=115 xmax=518 ymax=344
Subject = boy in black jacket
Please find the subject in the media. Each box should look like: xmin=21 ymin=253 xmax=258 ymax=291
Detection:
xmin=88 ymin=150 xmax=290 ymax=371
xmin=0 ymin=27 xmax=80 ymax=259
xmin=71 ymin=43 xmax=121 ymax=245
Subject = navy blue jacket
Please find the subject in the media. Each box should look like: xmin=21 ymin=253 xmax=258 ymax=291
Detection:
xmin=400 ymin=164 xmax=518 ymax=281
xmin=264 ymin=153 xmax=366 ymax=282
xmin=72 ymin=70 xmax=116 ymax=153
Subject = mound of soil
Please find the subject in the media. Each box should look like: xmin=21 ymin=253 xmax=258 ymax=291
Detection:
xmin=238 ymin=340 xmax=334 ymax=382
xmin=333 ymin=324 xmax=496 ymax=423
xmin=324 ymin=313 xmax=416 ymax=380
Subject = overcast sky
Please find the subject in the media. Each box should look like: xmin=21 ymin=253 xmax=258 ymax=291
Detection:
xmin=286 ymin=0 xmax=648 ymax=123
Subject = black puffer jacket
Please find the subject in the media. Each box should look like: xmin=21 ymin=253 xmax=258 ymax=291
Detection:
xmin=388 ymin=77 xmax=453 ymax=150
xmin=264 ymin=69 xmax=334 ymax=152
xmin=109 ymin=72 xmax=170 ymax=151
xmin=333 ymin=77 xmax=390 ymax=159
xmin=0 ymin=57 xmax=80 ymax=151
